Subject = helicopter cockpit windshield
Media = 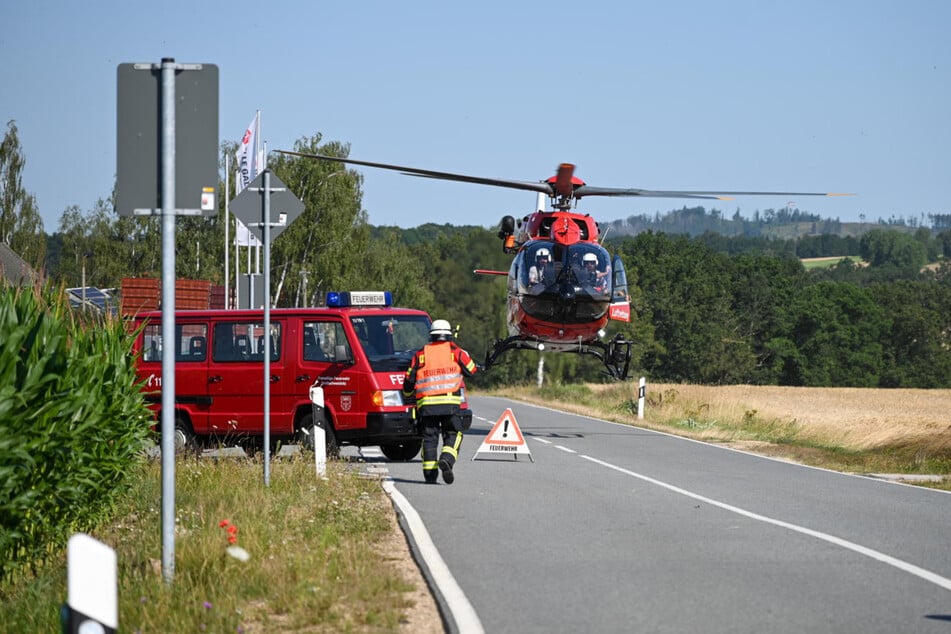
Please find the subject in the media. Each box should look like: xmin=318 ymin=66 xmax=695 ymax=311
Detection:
xmin=516 ymin=240 xmax=612 ymax=323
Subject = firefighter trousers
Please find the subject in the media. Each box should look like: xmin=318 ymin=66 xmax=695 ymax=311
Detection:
xmin=420 ymin=414 xmax=463 ymax=483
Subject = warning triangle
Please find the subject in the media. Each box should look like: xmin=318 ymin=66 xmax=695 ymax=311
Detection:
xmin=472 ymin=408 xmax=533 ymax=461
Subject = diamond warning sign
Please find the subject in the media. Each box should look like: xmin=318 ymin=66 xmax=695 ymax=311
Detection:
xmin=472 ymin=408 xmax=533 ymax=462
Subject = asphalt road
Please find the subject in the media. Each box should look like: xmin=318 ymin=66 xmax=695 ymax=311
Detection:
xmin=372 ymin=395 xmax=951 ymax=634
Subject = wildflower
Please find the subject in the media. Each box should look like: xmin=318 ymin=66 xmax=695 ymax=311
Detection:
xmin=203 ymin=601 xmax=213 ymax=610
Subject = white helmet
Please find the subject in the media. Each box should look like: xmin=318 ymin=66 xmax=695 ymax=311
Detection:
xmin=536 ymin=248 xmax=551 ymax=259
xmin=583 ymin=253 xmax=598 ymax=264
xmin=430 ymin=319 xmax=452 ymax=341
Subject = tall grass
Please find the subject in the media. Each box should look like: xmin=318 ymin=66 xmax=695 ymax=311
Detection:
xmin=0 ymin=457 xmax=419 ymax=633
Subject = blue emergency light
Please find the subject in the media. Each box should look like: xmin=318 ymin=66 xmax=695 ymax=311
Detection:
xmin=326 ymin=291 xmax=393 ymax=308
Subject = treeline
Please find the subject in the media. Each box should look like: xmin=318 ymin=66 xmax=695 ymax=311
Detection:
xmin=3 ymin=122 xmax=950 ymax=388
xmin=607 ymin=204 xmax=951 ymax=238
xmin=614 ymin=232 xmax=951 ymax=388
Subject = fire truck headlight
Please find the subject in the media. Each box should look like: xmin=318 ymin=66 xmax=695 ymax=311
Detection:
xmin=373 ymin=390 xmax=404 ymax=407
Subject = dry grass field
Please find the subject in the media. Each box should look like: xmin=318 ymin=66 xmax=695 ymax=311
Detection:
xmin=635 ymin=383 xmax=951 ymax=450
xmin=491 ymin=383 xmax=951 ymax=483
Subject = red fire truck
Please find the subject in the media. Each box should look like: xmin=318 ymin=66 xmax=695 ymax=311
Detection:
xmin=132 ymin=291 xmax=470 ymax=460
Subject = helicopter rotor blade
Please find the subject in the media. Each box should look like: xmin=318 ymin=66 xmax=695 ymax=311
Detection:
xmin=277 ymin=150 xmax=853 ymax=202
xmin=574 ymin=186 xmax=853 ymax=200
xmin=276 ymin=150 xmax=554 ymax=196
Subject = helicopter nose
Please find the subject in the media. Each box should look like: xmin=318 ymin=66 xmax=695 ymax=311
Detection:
xmin=559 ymin=283 xmax=576 ymax=302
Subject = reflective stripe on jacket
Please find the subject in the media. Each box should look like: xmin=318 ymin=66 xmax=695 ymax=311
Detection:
xmin=414 ymin=342 xmax=463 ymax=407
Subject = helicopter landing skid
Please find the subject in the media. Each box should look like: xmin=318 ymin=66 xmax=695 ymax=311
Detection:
xmin=484 ymin=333 xmax=632 ymax=380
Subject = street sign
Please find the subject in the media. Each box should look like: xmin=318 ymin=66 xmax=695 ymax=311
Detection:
xmin=230 ymin=170 xmax=305 ymax=242
xmin=116 ymin=62 xmax=219 ymax=216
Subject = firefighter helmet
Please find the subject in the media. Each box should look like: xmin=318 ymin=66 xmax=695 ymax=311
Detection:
xmin=430 ymin=319 xmax=453 ymax=342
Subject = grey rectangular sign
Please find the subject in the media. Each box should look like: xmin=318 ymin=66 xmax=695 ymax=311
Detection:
xmin=116 ymin=62 xmax=219 ymax=216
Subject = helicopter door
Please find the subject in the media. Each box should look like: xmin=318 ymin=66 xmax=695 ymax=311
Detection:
xmin=609 ymin=255 xmax=631 ymax=322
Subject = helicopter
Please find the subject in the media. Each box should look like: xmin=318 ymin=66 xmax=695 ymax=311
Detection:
xmin=277 ymin=150 xmax=850 ymax=379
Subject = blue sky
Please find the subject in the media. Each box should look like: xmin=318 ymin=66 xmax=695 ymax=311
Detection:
xmin=3 ymin=1 xmax=949 ymax=233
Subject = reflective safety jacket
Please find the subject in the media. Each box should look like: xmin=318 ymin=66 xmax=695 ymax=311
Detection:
xmin=402 ymin=341 xmax=477 ymax=414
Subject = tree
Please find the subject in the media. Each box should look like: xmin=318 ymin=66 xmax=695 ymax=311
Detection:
xmin=729 ymin=252 xmax=808 ymax=383
xmin=859 ymin=229 xmax=927 ymax=269
xmin=0 ymin=121 xmax=45 ymax=270
xmin=267 ymin=135 xmax=441 ymax=309
xmin=619 ymin=232 xmax=754 ymax=383
xmin=871 ymin=281 xmax=951 ymax=387
xmin=778 ymin=281 xmax=885 ymax=387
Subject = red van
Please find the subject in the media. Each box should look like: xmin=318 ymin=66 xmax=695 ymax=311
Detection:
xmin=132 ymin=291 xmax=469 ymax=460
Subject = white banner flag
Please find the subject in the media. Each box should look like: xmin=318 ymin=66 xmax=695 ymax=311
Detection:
xmin=234 ymin=113 xmax=263 ymax=247
xmin=235 ymin=115 xmax=259 ymax=193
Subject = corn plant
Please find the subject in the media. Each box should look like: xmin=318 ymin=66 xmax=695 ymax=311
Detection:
xmin=0 ymin=284 xmax=152 ymax=581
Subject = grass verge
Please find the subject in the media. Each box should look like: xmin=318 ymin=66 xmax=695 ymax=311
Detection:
xmin=0 ymin=455 xmax=423 ymax=633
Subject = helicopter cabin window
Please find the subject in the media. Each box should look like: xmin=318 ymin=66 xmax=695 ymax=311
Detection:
xmin=522 ymin=241 xmax=562 ymax=292
xmin=611 ymin=254 xmax=629 ymax=302
xmin=568 ymin=245 xmax=612 ymax=297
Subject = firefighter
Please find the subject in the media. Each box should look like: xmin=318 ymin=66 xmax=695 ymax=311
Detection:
xmin=402 ymin=319 xmax=478 ymax=484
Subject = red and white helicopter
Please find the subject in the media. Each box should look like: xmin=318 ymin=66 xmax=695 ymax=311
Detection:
xmin=278 ymin=150 xmax=848 ymax=379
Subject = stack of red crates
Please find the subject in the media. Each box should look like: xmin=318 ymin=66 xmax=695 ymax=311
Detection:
xmin=120 ymin=278 xmax=212 ymax=316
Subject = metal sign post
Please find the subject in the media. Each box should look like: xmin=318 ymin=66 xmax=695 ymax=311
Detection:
xmin=116 ymin=58 xmax=218 ymax=583
xmin=231 ymin=169 xmax=304 ymax=486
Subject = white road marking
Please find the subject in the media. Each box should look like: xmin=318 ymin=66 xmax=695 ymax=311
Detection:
xmin=554 ymin=445 xmax=577 ymax=454
xmin=580 ymin=453 xmax=951 ymax=593
xmin=383 ymin=479 xmax=484 ymax=634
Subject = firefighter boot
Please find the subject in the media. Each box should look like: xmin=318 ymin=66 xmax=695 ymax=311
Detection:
xmin=423 ymin=460 xmax=439 ymax=484
xmin=438 ymin=431 xmax=462 ymax=484
xmin=438 ymin=458 xmax=454 ymax=484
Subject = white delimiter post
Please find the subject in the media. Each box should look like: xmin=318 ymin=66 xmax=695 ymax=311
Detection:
xmin=637 ymin=377 xmax=646 ymax=420
xmin=310 ymin=384 xmax=327 ymax=477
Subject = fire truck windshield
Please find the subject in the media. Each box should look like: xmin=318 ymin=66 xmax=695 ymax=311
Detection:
xmin=350 ymin=315 xmax=432 ymax=372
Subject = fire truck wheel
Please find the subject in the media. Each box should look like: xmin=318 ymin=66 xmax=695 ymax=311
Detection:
xmin=297 ymin=411 xmax=339 ymax=458
xmin=172 ymin=417 xmax=199 ymax=454
xmin=380 ymin=442 xmax=420 ymax=462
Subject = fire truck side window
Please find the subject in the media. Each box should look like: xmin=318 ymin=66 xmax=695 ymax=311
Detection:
xmin=142 ymin=323 xmax=162 ymax=362
xmin=213 ymin=321 xmax=281 ymax=362
xmin=141 ymin=323 xmax=207 ymax=362
xmin=304 ymin=321 xmax=350 ymax=363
